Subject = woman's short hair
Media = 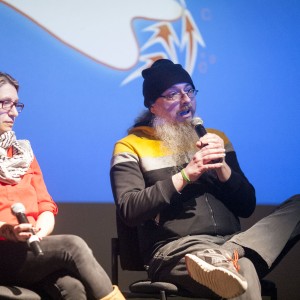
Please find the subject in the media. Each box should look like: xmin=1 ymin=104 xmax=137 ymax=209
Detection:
xmin=0 ymin=72 xmax=19 ymax=91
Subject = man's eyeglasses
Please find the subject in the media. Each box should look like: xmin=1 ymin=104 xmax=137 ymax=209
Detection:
xmin=160 ymin=88 xmax=198 ymax=102
xmin=0 ymin=100 xmax=24 ymax=113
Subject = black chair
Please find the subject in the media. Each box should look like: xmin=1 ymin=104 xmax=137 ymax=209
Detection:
xmin=0 ymin=280 xmax=61 ymax=299
xmin=111 ymin=237 xmax=209 ymax=300
xmin=0 ymin=285 xmax=42 ymax=300
xmin=112 ymin=212 xmax=277 ymax=300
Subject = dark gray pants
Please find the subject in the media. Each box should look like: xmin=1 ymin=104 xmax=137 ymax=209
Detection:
xmin=148 ymin=194 xmax=300 ymax=299
xmin=0 ymin=234 xmax=113 ymax=300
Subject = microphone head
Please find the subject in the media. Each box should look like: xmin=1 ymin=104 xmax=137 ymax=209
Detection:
xmin=11 ymin=203 xmax=26 ymax=215
xmin=191 ymin=117 xmax=204 ymax=127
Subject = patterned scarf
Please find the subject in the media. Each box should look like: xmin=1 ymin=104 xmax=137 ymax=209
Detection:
xmin=0 ymin=131 xmax=34 ymax=184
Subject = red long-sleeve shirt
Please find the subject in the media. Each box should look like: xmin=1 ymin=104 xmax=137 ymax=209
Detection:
xmin=0 ymin=147 xmax=58 ymax=228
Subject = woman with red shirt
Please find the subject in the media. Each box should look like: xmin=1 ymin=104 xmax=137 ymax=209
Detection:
xmin=0 ymin=72 xmax=124 ymax=300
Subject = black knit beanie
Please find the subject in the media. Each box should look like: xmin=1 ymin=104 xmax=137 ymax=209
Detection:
xmin=142 ymin=59 xmax=195 ymax=108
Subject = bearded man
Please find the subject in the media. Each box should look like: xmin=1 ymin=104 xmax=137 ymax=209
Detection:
xmin=110 ymin=59 xmax=300 ymax=300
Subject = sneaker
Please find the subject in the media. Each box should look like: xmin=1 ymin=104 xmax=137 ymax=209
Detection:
xmin=185 ymin=249 xmax=247 ymax=299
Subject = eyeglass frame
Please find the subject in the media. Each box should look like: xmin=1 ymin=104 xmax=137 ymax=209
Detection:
xmin=160 ymin=88 xmax=198 ymax=102
xmin=0 ymin=100 xmax=24 ymax=113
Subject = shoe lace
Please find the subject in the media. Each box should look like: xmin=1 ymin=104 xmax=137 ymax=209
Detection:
xmin=226 ymin=250 xmax=240 ymax=272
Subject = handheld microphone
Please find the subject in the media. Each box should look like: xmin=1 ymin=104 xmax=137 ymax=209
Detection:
xmin=11 ymin=203 xmax=44 ymax=256
xmin=191 ymin=117 xmax=222 ymax=163
xmin=191 ymin=117 xmax=207 ymax=138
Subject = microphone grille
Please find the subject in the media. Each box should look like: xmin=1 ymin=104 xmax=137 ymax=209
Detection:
xmin=191 ymin=117 xmax=204 ymax=127
xmin=11 ymin=202 xmax=26 ymax=215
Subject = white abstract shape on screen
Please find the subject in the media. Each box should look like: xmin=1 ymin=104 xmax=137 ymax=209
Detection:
xmin=2 ymin=0 xmax=183 ymax=70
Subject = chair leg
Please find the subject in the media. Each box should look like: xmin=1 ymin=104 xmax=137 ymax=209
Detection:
xmin=111 ymin=238 xmax=119 ymax=285
xmin=261 ymin=279 xmax=277 ymax=300
xmin=271 ymin=288 xmax=277 ymax=300
xmin=160 ymin=290 xmax=167 ymax=300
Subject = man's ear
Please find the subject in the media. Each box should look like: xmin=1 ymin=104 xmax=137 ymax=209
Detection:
xmin=150 ymin=105 xmax=155 ymax=115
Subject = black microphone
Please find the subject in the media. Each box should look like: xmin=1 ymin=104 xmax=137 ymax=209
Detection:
xmin=11 ymin=203 xmax=44 ymax=256
xmin=191 ymin=117 xmax=222 ymax=163
xmin=191 ymin=117 xmax=207 ymax=138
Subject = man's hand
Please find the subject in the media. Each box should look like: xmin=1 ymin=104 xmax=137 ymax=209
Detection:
xmin=172 ymin=133 xmax=231 ymax=192
xmin=185 ymin=133 xmax=226 ymax=181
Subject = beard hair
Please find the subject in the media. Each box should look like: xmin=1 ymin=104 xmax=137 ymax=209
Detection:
xmin=153 ymin=116 xmax=199 ymax=168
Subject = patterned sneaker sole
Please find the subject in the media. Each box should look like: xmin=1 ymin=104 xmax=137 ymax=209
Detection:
xmin=185 ymin=254 xmax=248 ymax=299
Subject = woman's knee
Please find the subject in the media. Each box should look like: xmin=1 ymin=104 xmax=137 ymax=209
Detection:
xmin=61 ymin=235 xmax=88 ymax=248
xmin=43 ymin=235 xmax=93 ymax=260
xmin=60 ymin=235 xmax=93 ymax=256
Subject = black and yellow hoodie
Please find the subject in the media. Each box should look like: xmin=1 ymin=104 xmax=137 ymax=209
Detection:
xmin=110 ymin=123 xmax=256 ymax=264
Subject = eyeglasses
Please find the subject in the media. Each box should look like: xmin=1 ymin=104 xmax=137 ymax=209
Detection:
xmin=0 ymin=100 xmax=24 ymax=113
xmin=160 ymin=88 xmax=198 ymax=102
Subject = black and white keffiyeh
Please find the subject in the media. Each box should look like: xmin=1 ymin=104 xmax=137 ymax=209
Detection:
xmin=0 ymin=131 xmax=34 ymax=184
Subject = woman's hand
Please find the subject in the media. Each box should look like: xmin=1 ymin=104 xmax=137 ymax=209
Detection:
xmin=0 ymin=223 xmax=38 ymax=242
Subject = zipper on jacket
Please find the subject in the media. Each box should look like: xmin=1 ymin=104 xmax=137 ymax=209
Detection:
xmin=205 ymin=193 xmax=217 ymax=235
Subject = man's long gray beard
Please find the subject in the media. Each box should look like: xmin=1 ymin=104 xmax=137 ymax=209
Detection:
xmin=153 ymin=116 xmax=199 ymax=168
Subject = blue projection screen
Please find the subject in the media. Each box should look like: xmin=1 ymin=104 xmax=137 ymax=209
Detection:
xmin=1 ymin=0 xmax=299 ymax=204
